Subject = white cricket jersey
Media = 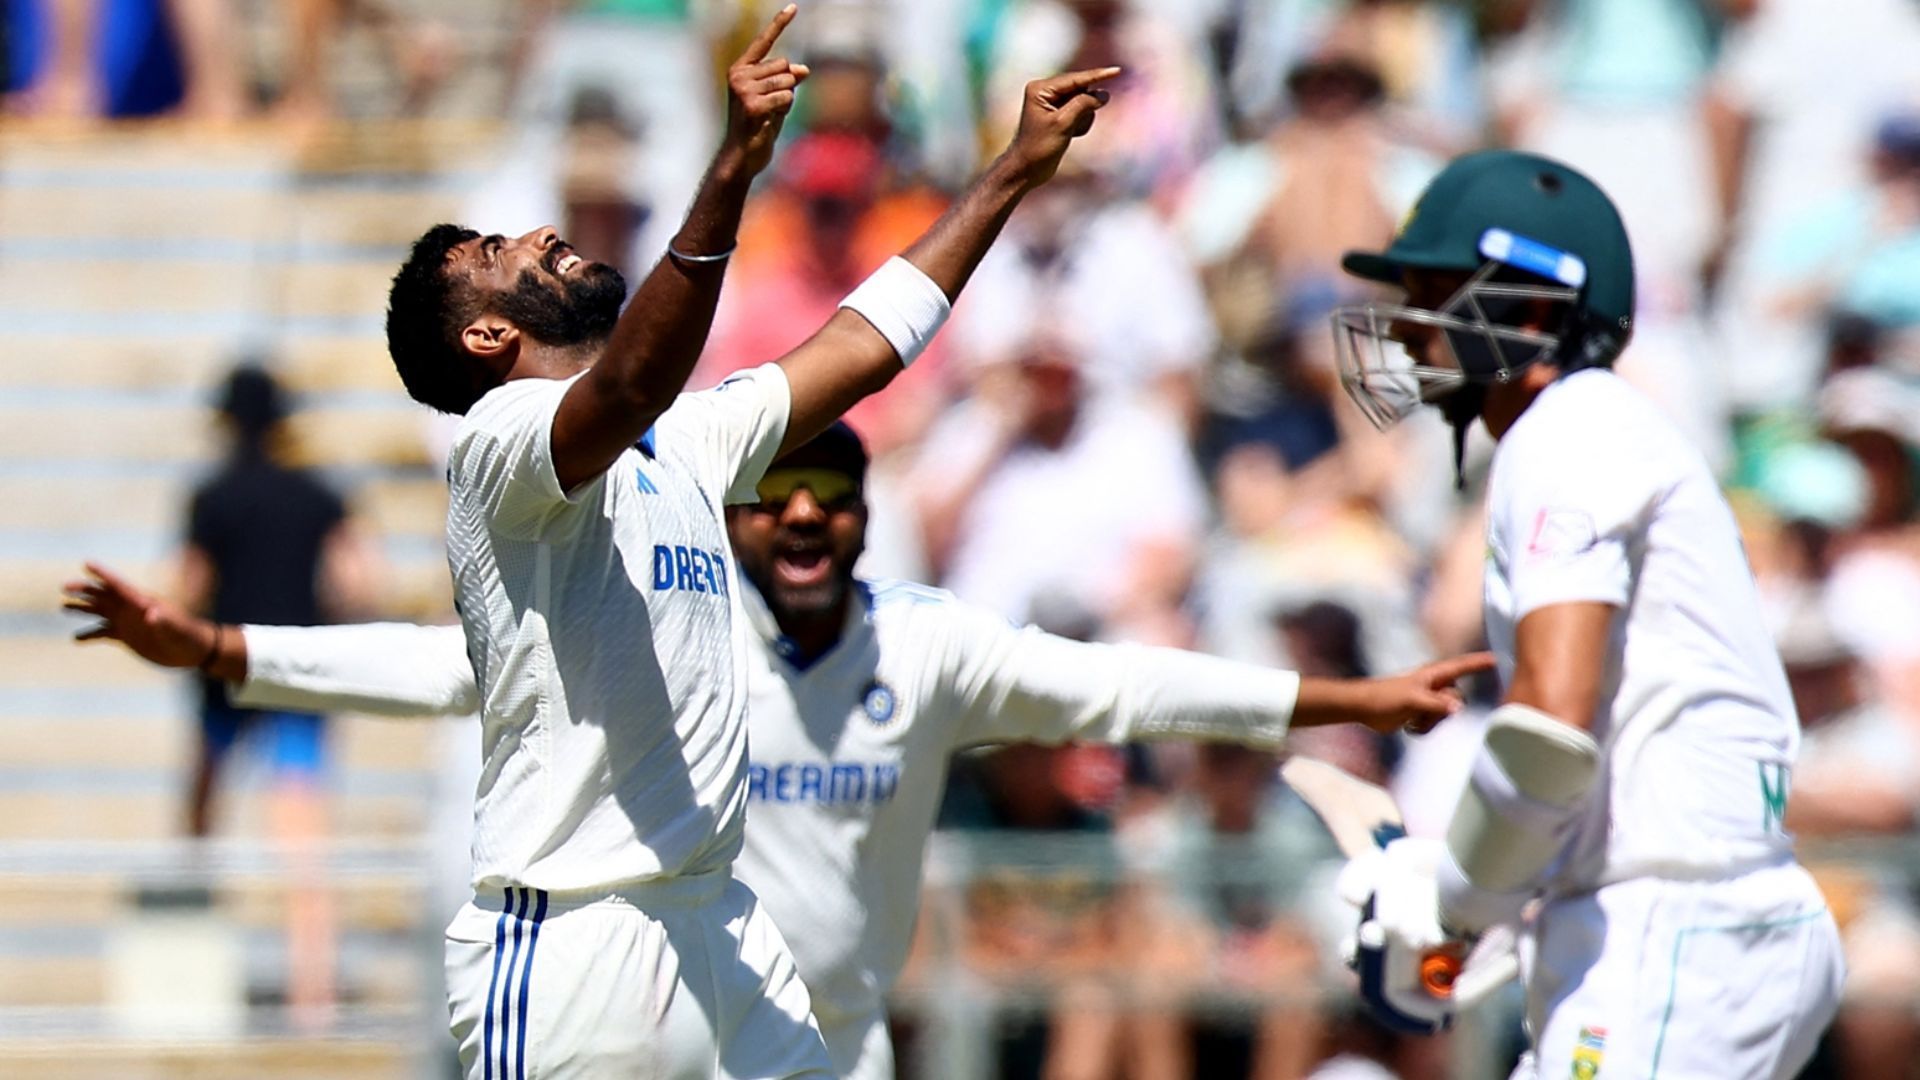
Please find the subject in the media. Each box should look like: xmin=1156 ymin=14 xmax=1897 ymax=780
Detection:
xmin=1482 ymin=369 xmax=1800 ymax=892
xmin=443 ymin=364 xmax=789 ymax=892
xmin=235 ymin=578 xmax=1304 ymax=1048
xmin=730 ymin=579 xmax=1300 ymax=1029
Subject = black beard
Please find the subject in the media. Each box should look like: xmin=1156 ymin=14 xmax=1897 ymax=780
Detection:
xmin=492 ymin=263 xmax=626 ymax=347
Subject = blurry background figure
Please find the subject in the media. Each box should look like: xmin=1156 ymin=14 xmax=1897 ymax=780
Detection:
xmin=938 ymin=738 xmax=1134 ymax=1080
xmin=952 ymin=155 xmax=1218 ymax=424
xmin=1177 ymin=52 xmax=1439 ymax=470
xmin=1268 ymin=602 xmax=1393 ymax=787
xmin=980 ymin=0 xmax=1221 ymax=202
xmin=477 ymin=0 xmax=720 ymax=263
xmin=1121 ymin=741 xmax=1329 ymax=1080
xmin=1715 ymin=109 xmax=1920 ymax=424
xmin=1215 ymin=0 xmax=1484 ymax=150
xmin=1705 ymin=0 xmax=1920 ymax=413
xmin=554 ymin=85 xmax=650 ymax=278
xmin=910 ymin=331 xmax=1207 ymax=648
xmin=3 ymin=0 xmax=456 ymax=124
xmin=178 ymin=364 xmax=378 ymax=1031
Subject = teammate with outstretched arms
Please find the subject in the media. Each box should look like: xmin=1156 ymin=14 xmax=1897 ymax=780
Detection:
xmin=1327 ymin=150 xmax=1844 ymax=1076
xmin=67 ymin=426 xmax=1493 ymax=1079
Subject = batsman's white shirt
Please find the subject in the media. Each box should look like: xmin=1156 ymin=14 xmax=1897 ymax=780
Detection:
xmin=1483 ymin=368 xmax=1801 ymax=891
xmin=447 ymin=365 xmax=787 ymax=891
xmin=239 ymin=581 xmax=1305 ymax=1078
xmin=1483 ymin=369 xmax=1840 ymax=1078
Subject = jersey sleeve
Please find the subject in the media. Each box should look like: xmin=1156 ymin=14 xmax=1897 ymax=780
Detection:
xmin=1494 ymin=421 xmax=1659 ymax=621
xmin=650 ymin=363 xmax=793 ymax=505
xmin=918 ymin=593 xmax=1300 ymax=750
xmin=232 ymin=623 xmax=478 ymax=717
xmin=448 ymin=376 xmax=598 ymax=539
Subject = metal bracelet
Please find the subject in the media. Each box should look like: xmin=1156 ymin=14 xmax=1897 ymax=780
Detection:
xmin=668 ymin=243 xmax=737 ymax=265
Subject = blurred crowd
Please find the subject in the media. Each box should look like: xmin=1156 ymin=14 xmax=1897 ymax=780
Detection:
xmin=15 ymin=0 xmax=1920 ymax=1076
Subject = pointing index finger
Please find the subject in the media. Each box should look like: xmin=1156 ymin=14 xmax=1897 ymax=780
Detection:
xmin=1042 ymin=66 xmax=1123 ymax=96
xmin=1429 ymin=651 xmax=1497 ymax=684
xmin=740 ymin=4 xmax=798 ymax=66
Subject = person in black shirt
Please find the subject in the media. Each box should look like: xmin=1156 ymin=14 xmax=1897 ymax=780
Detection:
xmin=179 ymin=363 xmax=374 ymax=1028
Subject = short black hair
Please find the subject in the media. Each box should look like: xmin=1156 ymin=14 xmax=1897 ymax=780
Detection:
xmin=386 ymin=224 xmax=484 ymax=414
xmin=217 ymin=364 xmax=286 ymax=444
xmin=770 ymin=421 xmax=869 ymax=487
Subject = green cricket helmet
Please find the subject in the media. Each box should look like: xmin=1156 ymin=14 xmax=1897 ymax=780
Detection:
xmin=1331 ymin=150 xmax=1635 ymax=432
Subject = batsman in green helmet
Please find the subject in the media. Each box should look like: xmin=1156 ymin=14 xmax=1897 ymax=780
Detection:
xmin=1328 ymin=151 xmax=1844 ymax=1077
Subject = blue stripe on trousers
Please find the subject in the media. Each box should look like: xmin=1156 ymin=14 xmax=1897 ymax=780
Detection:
xmin=481 ymin=889 xmax=519 ymax=1080
xmin=516 ymin=890 xmax=549 ymax=1080
xmin=500 ymin=888 xmax=528 ymax=1080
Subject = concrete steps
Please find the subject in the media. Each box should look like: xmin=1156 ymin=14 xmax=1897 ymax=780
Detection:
xmin=0 ymin=1038 xmax=412 ymax=1080
xmin=0 ymin=2 xmax=529 ymax=1064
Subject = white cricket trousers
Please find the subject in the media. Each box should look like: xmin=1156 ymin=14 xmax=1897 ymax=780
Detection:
xmin=1512 ymin=860 xmax=1844 ymax=1079
xmin=445 ymin=872 xmax=835 ymax=1079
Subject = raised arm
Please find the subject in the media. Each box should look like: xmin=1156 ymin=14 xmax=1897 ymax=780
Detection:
xmin=548 ymin=6 xmax=809 ymax=491
xmin=772 ymin=67 xmax=1122 ymax=455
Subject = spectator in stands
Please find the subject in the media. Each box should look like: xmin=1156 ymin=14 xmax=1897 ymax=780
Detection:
xmin=486 ymin=0 xmax=720 ymax=259
xmin=1716 ymin=113 xmax=1920 ymax=415
xmin=1817 ymin=367 xmax=1920 ymax=714
xmin=940 ymin=739 xmax=1133 ymax=1080
xmin=552 ymin=86 xmax=649 ymax=279
xmin=980 ymin=0 xmax=1222 ymax=202
xmin=702 ymin=57 xmax=951 ymax=454
xmin=1705 ymin=0 xmax=1920 ymax=411
xmin=178 ymin=364 xmax=376 ymax=1028
xmin=953 ymin=164 xmax=1218 ymax=421
xmin=1210 ymin=0 xmax=1483 ymax=149
xmin=911 ymin=330 xmax=1207 ymax=645
xmin=1122 ymin=740 xmax=1330 ymax=1080
xmin=9 ymin=0 xmax=451 ymax=123
xmin=1190 ymin=431 xmax=1428 ymax=680
xmin=1177 ymin=53 xmax=1438 ymax=448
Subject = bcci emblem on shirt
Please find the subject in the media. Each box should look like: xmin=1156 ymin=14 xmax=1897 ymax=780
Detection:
xmin=862 ymin=680 xmax=897 ymax=725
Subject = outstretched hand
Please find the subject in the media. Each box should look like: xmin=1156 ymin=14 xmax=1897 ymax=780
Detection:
xmin=62 ymin=562 xmax=217 ymax=669
xmin=723 ymin=4 xmax=810 ymax=177
xmin=1358 ymin=652 xmax=1498 ymax=736
xmin=1001 ymin=66 xmax=1123 ymax=190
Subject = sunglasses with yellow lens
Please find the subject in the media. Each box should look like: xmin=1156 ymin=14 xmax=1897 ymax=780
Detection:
xmin=752 ymin=468 xmax=861 ymax=513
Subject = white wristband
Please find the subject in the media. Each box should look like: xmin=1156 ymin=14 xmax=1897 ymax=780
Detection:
xmin=838 ymin=256 xmax=951 ymax=368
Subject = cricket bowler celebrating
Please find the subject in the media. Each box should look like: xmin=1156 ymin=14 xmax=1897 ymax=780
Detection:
xmin=365 ymin=2 xmax=1121 ymax=1071
xmin=1328 ymin=149 xmax=1845 ymax=1077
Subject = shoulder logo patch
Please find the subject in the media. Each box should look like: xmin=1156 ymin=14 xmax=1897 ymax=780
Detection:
xmin=862 ymin=680 xmax=897 ymax=725
xmin=1527 ymin=507 xmax=1599 ymax=559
